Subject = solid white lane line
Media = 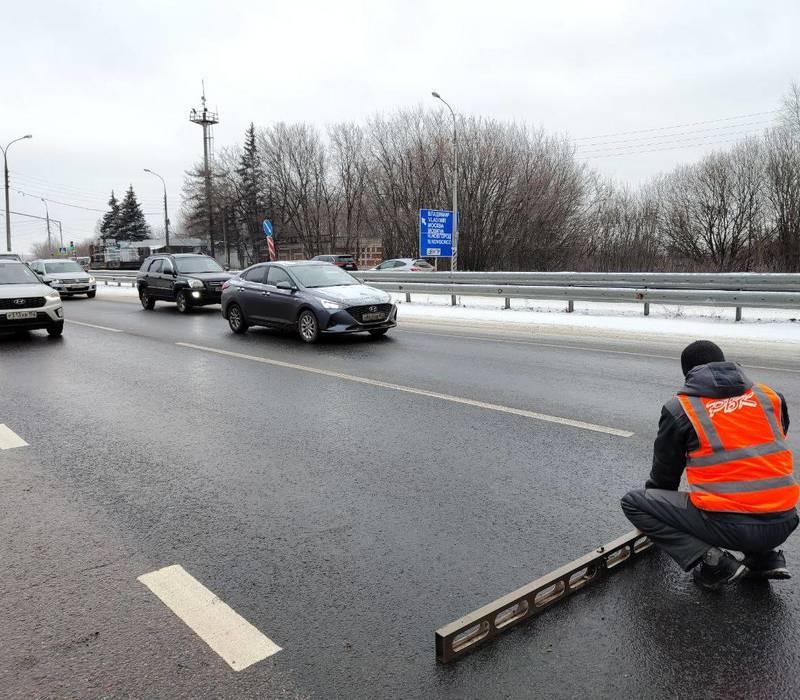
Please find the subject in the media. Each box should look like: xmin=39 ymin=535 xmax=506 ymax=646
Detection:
xmin=65 ymin=319 xmax=125 ymax=333
xmin=0 ymin=424 xmax=28 ymax=450
xmin=176 ymin=342 xmax=634 ymax=438
xmin=398 ymin=328 xmax=800 ymax=374
xmin=138 ymin=564 xmax=281 ymax=671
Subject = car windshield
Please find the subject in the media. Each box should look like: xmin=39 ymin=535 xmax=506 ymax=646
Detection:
xmin=0 ymin=262 xmax=41 ymax=285
xmin=336 ymin=256 xmax=354 ymax=261
xmin=291 ymin=264 xmax=359 ymax=288
xmin=44 ymin=261 xmax=83 ymax=273
xmin=174 ymin=256 xmax=224 ymax=273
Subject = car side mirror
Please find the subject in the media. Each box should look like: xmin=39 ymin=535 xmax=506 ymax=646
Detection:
xmin=223 ymin=265 xmax=230 ymax=271
xmin=276 ymin=281 xmax=295 ymax=292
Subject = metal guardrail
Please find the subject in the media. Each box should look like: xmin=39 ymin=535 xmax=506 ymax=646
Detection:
xmin=91 ymin=271 xmax=137 ymax=287
xmin=435 ymin=530 xmax=652 ymax=664
xmin=90 ymin=269 xmax=800 ymax=318
xmin=357 ymin=271 xmax=800 ymax=292
xmin=355 ymin=271 xmax=800 ymax=319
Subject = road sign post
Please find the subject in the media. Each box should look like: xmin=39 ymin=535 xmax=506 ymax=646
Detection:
xmin=419 ymin=209 xmax=453 ymax=260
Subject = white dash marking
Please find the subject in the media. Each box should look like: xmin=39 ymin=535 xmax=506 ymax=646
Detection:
xmin=176 ymin=342 xmax=634 ymax=438
xmin=0 ymin=424 xmax=28 ymax=450
xmin=138 ymin=564 xmax=281 ymax=671
xmin=65 ymin=319 xmax=124 ymax=333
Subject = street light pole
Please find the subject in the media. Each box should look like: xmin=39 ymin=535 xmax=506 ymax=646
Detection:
xmin=431 ymin=92 xmax=458 ymax=271
xmin=144 ymin=168 xmax=170 ymax=250
xmin=1 ymin=134 xmax=33 ymax=252
xmin=41 ymin=198 xmax=52 ymax=251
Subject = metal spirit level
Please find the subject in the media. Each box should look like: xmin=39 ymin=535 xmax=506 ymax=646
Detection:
xmin=435 ymin=529 xmax=652 ymax=663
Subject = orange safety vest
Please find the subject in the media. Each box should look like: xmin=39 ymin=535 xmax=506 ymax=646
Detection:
xmin=677 ymin=384 xmax=799 ymax=513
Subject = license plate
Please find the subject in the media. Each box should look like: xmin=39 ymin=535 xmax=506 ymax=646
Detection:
xmin=362 ymin=312 xmax=385 ymax=322
xmin=6 ymin=310 xmax=37 ymax=320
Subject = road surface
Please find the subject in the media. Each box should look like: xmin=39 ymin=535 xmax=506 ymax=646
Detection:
xmin=2 ymin=296 xmax=799 ymax=698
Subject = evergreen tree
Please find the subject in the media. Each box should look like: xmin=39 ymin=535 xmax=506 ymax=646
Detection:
xmin=236 ymin=123 xmax=267 ymax=247
xmin=99 ymin=191 xmax=120 ymax=239
xmin=116 ymin=185 xmax=151 ymax=241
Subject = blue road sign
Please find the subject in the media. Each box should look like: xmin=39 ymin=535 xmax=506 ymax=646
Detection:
xmin=419 ymin=209 xmax=453 ymax=258
xmin=262 ymin=219 xmax=273 ymax=237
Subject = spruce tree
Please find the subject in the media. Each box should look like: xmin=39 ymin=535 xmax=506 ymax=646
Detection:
xmin=100 ymin=191 xmax=120 ymax=239
xmin=116 ymin=185 xmax=151 ymax=241
xmin=236 ymin=123 xmax=267 ymax=247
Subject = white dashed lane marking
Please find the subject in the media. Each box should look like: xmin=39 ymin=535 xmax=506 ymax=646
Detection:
xmin=0 ymin=424 xmax=28 ymax=450
xmin=177 ymin=342 xmax=634 ymax=438
xmin=138 ymin=564 xmax=281 ymax=671
xmin=65 ymin=319 xmax=125 ymax=333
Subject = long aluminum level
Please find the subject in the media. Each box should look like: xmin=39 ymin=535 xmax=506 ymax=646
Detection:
xmin=435 ymin=529 xmax=653 ymax=663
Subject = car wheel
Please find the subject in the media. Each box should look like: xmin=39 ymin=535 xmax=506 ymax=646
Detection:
xmin=227 ymin=304 xmax=249 ymax=334
xmin=47 ymin=321 xmax=64 ymax=337
xmin=297 ymin=309 xmax=320 ymax=343
xmin=176 ymin=290 xmax=192 ymax=314
xmin=87 ymin=291 xmax=96 ymax=299
xmin=139 ymin=288 xmax=156 ymax=310
xmin=369 ymin=328 xmax=389 ymax=337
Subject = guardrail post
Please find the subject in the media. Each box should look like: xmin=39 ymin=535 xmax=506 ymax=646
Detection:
xmin=567 ymin=300 xmax=574 ymax=313
xmin=735 ymin=306 xmax=742 ymax=322
xmin=643 ymin=302 xmax=650 ymax=317
xmin=451 ymin=294 xmax=457 ymax=306
xmin=116 ymin=281 xmax=121 ymax=287
xmin=405 ymin=292 xmax=411 ymax=303
xmin=504 ymin=297 xmax=510 ymax=310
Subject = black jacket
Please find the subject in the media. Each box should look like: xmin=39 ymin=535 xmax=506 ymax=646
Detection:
xmin=648 ymin=361 xmax=794 ymax=521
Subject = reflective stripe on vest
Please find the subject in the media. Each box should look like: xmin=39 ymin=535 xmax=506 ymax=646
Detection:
xmin=677 ymin=384 xmax=799 ymax=514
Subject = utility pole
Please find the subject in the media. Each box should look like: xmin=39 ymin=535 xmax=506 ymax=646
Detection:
xmin=2 ymin=134 xmax=32 ymax=252
xmin=431 ymin=92 xmax=459 ymax=271
xmin=41 ymin=198 xmax=52 ymax=251
xmin=144 ymin=168 xmax=170 ymax=250
xmin=189 ymin=83 xmax=219 ymax=259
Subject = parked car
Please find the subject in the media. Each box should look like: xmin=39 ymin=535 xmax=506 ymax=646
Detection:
xmin=0 ymin=252 xmax=24 ymax=263
xmin=0 ymin=260 xmax=64 ymax=336
xmin=136 ymin=253 xmax=232 ymax=313
xmin=221 ymin=261 xmax=396 ymax=343
xmin=311 ymin=254 xmax=358 ymax=271
xmin=370 ymin=258 xmax=435 ymax=272
xmin=29 ymin=259 xmax=97 ymax=298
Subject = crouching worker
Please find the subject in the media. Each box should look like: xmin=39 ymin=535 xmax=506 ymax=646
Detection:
xmin=622 ymin=340 xmax=799 ymax=590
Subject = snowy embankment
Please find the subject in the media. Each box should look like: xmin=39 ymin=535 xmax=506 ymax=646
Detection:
xmin=94 ymin=284 xmax=800 ymax=344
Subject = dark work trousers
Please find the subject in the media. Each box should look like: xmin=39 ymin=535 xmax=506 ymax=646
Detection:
xmin=621 ymin=489 xmax=799 ymax=571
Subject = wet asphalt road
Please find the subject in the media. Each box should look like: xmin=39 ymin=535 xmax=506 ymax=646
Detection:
xmin=2 ymin=296 xmax=800 ymax=699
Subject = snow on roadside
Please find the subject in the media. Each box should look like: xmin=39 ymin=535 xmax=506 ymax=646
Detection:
xmin=94 ymin=284 xmax=800 ymax=343
xmin=389 ymin=293 xmax=800 ymax=344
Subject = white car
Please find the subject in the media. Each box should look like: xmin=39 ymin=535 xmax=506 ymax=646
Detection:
xmin=29 ymin=259 xmax=97 ymax=298
xmin=0 ymin=261 xmax=64 ymax=337
xmin=0 ymin=252 xmax=24 ymax=263
xmin=369 ymin=258 xmax=435 ymax=272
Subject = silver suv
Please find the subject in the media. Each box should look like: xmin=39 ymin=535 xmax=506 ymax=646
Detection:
xmin=0 ymin=261 xmax=64 ymax=336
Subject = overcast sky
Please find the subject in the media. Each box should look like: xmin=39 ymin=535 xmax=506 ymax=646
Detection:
xmin=2 ymin=0 xmax=798 ymax=252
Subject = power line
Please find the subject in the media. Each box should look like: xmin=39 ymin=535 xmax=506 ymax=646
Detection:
xmin=576 ymin=128 xmax=765 ymax=157
xmin=10 ymin=170 xmax=165 ymax=204
xmin=573 ymin=120 xmax=772 ymax=150
xmin=12 ymin=188 xmax=162 ymax=215
xmin=577 ymin=135 xmax=748 ymax=159
xmin=571 ymin=109 xmax=780 ymax=142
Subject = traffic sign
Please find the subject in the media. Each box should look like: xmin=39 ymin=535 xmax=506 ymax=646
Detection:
xmin=262 ymin=219 xmax=273 ymax=237
xmin=419 ymin=209 xmax=453 ymax=258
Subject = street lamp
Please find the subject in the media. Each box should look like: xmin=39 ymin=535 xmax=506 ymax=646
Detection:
xmin=431 ymin=92 xmax=459 ymax=271
xmin=144 ymin=168 xmax=170 ymax=250
xmin=2 ymin=134 xmax=32 ymax=252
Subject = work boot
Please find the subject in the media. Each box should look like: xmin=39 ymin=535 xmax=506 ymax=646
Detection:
xmin=743 ymin=550 xmax=791 ymax=580
xmin=692 ymin=550 xmax=748 ymax=591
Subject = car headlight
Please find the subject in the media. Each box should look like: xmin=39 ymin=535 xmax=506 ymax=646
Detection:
xmin=320 ymin=299 xmax=344 ymax=310
xmin=88 ymin=276 xmax=96 ymax=284
xmin=188 ymin=278 xmax=204 ymax=289
xmin=51 ymin=279 xmax=64 ymax=285
xmin=45 ymin=289 xmax=60 ymax=299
